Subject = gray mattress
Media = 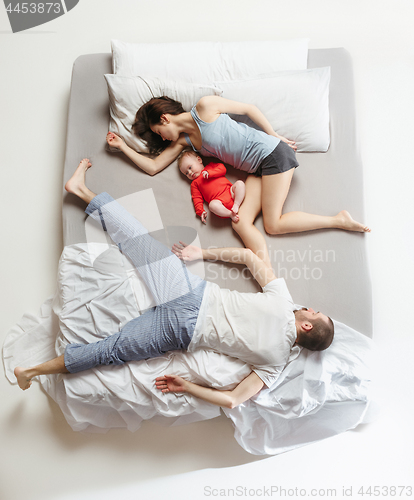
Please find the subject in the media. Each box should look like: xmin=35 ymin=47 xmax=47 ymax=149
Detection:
xmin=62 ymin=48 xmax=372 ymax=336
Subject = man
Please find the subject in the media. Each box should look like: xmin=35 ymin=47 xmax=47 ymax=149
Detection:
xmin=15 ymin=159 xmax=334 ymax=408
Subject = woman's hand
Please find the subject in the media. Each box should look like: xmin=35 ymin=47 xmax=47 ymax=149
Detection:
xmin=106 ymin=131 xmax=125 ymax=150
xmin=276 ymin=134 xmax=297 ymax=151
xmin=171 ymin=241 xmax=203 ymax=262
xmin=155 ymin=374 xmax=189 ymax=394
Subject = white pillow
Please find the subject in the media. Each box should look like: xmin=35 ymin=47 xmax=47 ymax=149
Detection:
xmin=104 ymin=74 xmax=222 ymax=153
xmin=111 ymin=39 xmax=309 ymax=81
xmin=215 ymin=67 xmax=331 ymax=153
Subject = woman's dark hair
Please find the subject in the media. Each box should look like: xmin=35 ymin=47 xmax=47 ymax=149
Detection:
xmin=132 ymin=96 xmax=185 ymax=154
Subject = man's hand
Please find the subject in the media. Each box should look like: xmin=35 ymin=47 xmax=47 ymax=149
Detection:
xmin=171 ymin=241 xmax=203 ymax=262
xmin=106 ymin=131 xmax=125 ymax=149
xmin=201 ymin=211 xmax=208 ymax=224
xmin=155 ymin=374 xmax=189 ymax=393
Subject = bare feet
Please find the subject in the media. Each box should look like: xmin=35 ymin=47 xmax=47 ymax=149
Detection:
xmin=65 ymin=158 xmax=91 ymax=197
xmin=231 ymin=203 xmax=239 ymax=214
xmin=65 ymin=159 xmax=97 ymax=204
xmin=336 ymin=210 xmax=371 ymax=232
xmin=14 ymin=367 xmax=33 ymax=391
xmin=230 ymin=212 xmax=240 ymax=223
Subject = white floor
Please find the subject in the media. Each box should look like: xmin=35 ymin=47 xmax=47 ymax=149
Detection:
xmin=1 ymin=1 xmax=413 ymax=499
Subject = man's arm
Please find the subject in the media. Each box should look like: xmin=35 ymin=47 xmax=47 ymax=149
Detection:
xmin=155 ymin=371 xmax=264 ymax=409
xmin=172 ymin=242 xmax=277 ymax=288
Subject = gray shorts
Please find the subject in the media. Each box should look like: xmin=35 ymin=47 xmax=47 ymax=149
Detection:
xmin=254 ymin=141 xmax=299 ymax=177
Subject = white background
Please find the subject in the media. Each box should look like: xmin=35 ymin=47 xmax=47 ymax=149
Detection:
xmin=1 ymin=1 xmax=413 ymax=499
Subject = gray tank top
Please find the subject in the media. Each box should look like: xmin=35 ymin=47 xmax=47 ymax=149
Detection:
xmin=185 ymin=106 xmax=280 ymax=173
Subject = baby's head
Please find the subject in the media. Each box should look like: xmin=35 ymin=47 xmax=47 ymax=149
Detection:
xmin=178 ymin=150 xmax=205 ymax=181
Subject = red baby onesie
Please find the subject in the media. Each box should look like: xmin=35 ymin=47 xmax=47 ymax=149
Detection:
xmin=190 ymin=162 xmax=234 ymax=217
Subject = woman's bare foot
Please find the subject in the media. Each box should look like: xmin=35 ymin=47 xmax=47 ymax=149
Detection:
xmin=336 ymin=210 xmax=371 ymax=232
xmin=230 ymin=212 xmax=240 ymax=223
xmin=14 ymin=367 xmax=33 ymax=391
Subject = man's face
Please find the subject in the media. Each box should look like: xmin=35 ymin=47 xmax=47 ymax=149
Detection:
xmin=179 ymin=154 xmax=204 ymax=180
xmin=295 ymin=307 xmax=330 ymax=324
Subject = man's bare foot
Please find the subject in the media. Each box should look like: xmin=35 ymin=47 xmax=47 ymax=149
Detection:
xmin=65 ymin=159 xmax=96 ymax=204
xmin=14 ymin=367 xmax=33 ymax=391
xmin=230 ymin=213 xmax=240 ymax=223
xmin=65 ymin=159 xmax=92 ymax=197
xmin=336 ymin=210 xmax=371 ymax=232
xmin=231 ymin=203 xmax=239 ymax=215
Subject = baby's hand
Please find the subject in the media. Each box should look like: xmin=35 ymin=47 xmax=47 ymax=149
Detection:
xmin=201 ymin=211 xmax=208 ymax=224
xmin=106 ymin=132 xmax=125 ymax=149
xmin=202 ymin=170 xmax=209 ymax=179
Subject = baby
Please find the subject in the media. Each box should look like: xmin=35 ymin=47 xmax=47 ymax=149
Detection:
xmin=178 ymin=150 xmax=245 ymax=224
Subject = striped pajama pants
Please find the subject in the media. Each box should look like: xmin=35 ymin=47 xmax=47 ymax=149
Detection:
xmin=64 ymin=192 xmax=206 ymax=374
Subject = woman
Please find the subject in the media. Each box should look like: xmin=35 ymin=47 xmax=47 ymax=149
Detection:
xmin=107 ymin=96 xmax=370 ymax=267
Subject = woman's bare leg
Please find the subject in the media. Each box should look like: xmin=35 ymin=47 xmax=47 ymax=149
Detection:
xmin=231 ymin=176 xmax=271 ymax=267
xmin=14 ymin=355 xmax=69 ymax=391
xmin=65 ymin=158 xmax=97 ymax=204
xmin=261 ymin=169 xmax=371 ymax=234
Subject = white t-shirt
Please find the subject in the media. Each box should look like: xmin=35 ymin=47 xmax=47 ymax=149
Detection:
xmin=188 ymin=278 xmax=298 ymax=387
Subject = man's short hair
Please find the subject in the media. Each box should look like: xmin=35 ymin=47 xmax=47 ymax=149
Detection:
xmin=298 ymin=316 xmax=335 ymax=351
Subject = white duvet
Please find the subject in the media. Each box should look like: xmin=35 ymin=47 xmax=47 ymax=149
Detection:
xmin=3 ymin=243 xmax=373 ymax=455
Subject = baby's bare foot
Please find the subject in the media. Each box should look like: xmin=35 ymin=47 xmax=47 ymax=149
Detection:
xmin=14 ymin=367 xmax=33 ymax=391
xmin=230 ymin=213 xmax=240 ymax=223
xmin=231 ymin=203 xmax=239 ymax=215
xmin=65 ymin=159 xmax=92 ymax=196
xmin=337 ymin=210 xmax=371 ymax=232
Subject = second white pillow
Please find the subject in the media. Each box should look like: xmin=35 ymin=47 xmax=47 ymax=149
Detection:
xmin=215 ymin=67 xmax=331 ymax=153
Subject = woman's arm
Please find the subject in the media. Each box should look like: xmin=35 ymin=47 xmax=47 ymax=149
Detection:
xmin=196 ymin=96 xmax=296 ymax=150
xmin=107 ymin=132 xmax=186 ymax=176
xmin=155 ymin=371 xmax=264 ymax=409
xmin=171 ymin=242 xmax=276 ymax=288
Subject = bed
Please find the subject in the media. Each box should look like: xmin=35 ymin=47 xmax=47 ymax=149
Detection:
xmin=61 ymin=44 xmax=372 ymax=334
xmin=3 ymin=41 xmax=373 ymax=455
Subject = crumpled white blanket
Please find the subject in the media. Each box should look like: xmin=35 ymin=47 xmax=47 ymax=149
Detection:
xmin=3 ymin=243 xmax=373 ymax=455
